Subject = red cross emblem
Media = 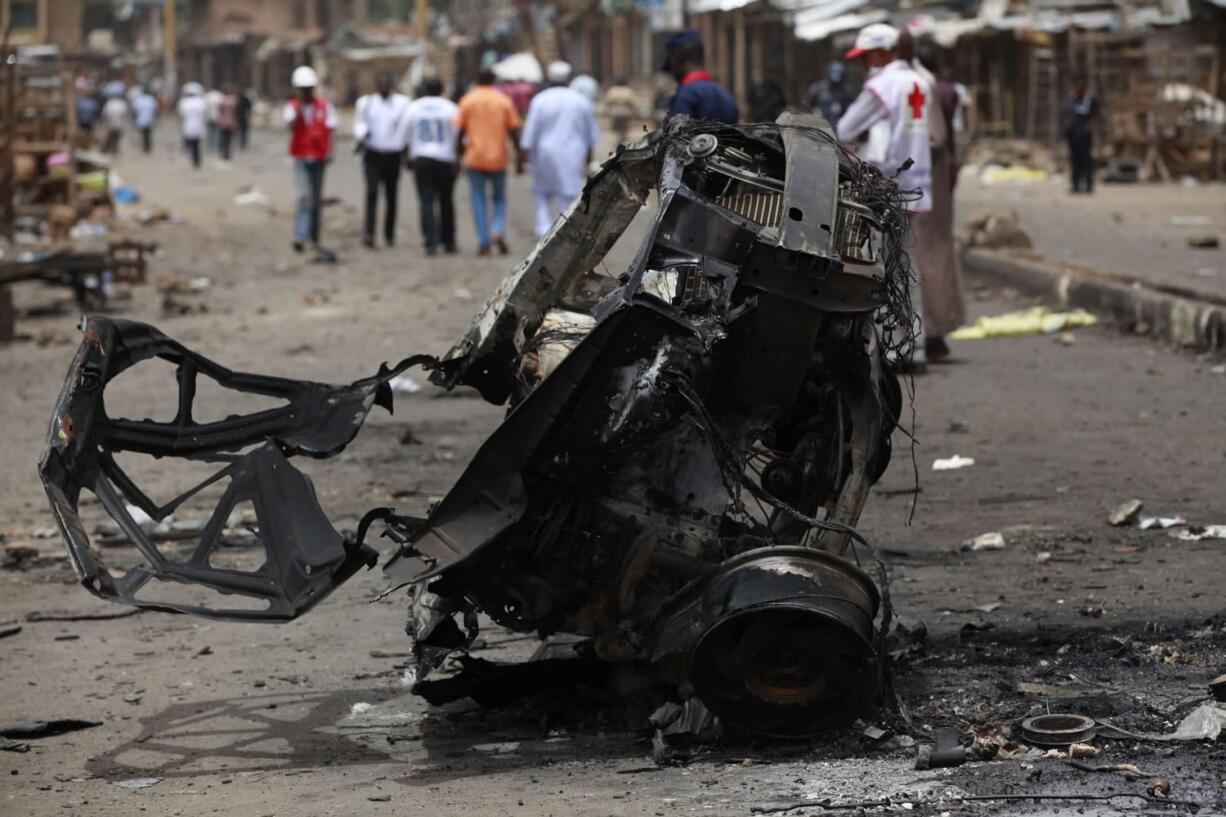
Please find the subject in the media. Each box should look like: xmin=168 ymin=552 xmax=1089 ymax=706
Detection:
xmin=906 ymin=83 xmax=926 ymax=120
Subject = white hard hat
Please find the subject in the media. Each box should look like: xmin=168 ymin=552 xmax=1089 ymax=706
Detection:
xmin=291 ymin=65 xmax=318 ymax=88
xmin=569 ymin=74 xmax=598 ymax=102
xmin=845 ymin=23 xmax=899 ymax=59
xmin=546 ymin=60 xmax=572 ymax=84
xmin=182 ymin=81 xmax=203 ymax=96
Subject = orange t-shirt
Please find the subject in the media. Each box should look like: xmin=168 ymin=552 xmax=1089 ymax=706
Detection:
xmin=455 ymin=85 xmax=523 ymax=172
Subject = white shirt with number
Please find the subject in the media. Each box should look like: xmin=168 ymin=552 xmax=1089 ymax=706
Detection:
xmin=836 ymin=59 xmax=932 ymax=213
xmin=178 ymin=96 xmax=207 ymax=139
xmin=354 ymin=92 xmax=411 ymax=152
xmin=404 ymin=95 xmax=459 ymax=163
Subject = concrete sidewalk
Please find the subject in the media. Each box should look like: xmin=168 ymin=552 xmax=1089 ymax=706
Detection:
xmin=957 ymin=175 xmax=1226 ymax=351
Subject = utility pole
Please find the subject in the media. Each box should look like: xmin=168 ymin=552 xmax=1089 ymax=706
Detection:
xmin=416 ymin=0 xmax=430 ymax=74
xmin=163 ymin=0 xmax=176 ymax=98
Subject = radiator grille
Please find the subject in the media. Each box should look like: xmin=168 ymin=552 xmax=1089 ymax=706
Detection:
xmin=714 ymin=192 xmax=783 ymax=227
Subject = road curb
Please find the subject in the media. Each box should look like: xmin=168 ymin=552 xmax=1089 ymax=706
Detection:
xmin=962 ymin=248 xmax=1226 ymax=352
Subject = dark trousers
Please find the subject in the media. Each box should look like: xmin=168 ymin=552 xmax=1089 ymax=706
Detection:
xmin=185 ymin=137 xmax=201 ymax=168
xmin=219 ymin=127 xmax=234 ymax=160
xmin=1068 ymin=133 xmax=1094 ymax=193
xmin=363 ymin=149 xmax=402 ymax=244
xmin=103 ymin=128 xmax=121 ymax=155
xmin=413 ymin=157 xmax=456 ymax=251
xmin=140 ymin=126 xmax=152 ymax=153
xmin=238 ymin=119 xmax=249 ymax=150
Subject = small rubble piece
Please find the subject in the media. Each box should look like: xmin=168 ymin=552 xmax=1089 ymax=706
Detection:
xmin=1069 ymin=743 xmax=1099 ymax=758
xmin=968 ymin=723 xmax=1010 ymax=761
xmin=915 ymin=726 xmax=966 ymax=769
xmin=964 ymin=532 xmax=1005 ymax=552
xmin=1020 ymin=714 xmax=1097 ymax=747
xmin=1209 ymin=674 xmax=1226 ymax=703
xmin=0 ymin=719 xmax=101 ymax=739
xmin=1108 ymin=499 xmax=1144 ymax=527
xmin=933 ymin=455 xmax=975 ymax=471
xmin=0 ymin=737 xmax=29 ymax=753
xmin=950 ymin=307 xmax=1097 ymax=340
xmin=1138 ymin=516 xmax=1186 ymax=530
xmin=1170 ymin=525 xmax=1226 ymax=542
xmin=649 ymin=700 xmax=721 ymax=766
xmin=1188 ymin=234 xmax=1220 ymax=249
xmin=965 ymin=210 xmax=1033 ymax=249
xmin=0 ymin=623 xmax=21 ymax=640
xmin=350 ymin=702 xmax=375 ymax=716
xmin=26 ymin=608 xmax=141 ymax=622
xmin=368 ymin=794 xmax=392 ymax=802
xmin=1148 ymin=779 xmax=1171 ymax=798
xmin=115 ymin=777 xmax=162 ymax=790
xmin=1167 ymin=702 xmax=1226 ymax=741
xmin=2 ymin=543 xmax=40 ymax=570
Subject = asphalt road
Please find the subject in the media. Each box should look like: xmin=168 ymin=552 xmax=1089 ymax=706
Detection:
xmin=1 ymin=123 xmax=1224 ymax=817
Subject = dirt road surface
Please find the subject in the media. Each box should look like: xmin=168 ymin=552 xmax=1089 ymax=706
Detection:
xmin=2 ymin=125 xmax=1225 ymax=817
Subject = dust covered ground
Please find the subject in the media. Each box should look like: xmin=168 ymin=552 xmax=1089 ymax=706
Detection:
xmin=1 ymin=124 xmax=1225 ymax=816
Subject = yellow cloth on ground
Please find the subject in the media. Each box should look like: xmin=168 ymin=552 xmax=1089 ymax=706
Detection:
xmin=950 ymin=307 xmax=1098 ymax=340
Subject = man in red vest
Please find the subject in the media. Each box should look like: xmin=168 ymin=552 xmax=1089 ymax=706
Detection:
xmin=283 ymin=65 xmax=337 ymax=257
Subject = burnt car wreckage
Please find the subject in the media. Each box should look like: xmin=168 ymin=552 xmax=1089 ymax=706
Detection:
xmin=39 ymin=114 xmax=919 ymax=739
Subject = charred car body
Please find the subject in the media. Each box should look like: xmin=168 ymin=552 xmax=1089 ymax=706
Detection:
xmin=40 ymin=114 xmax=915 ymax=738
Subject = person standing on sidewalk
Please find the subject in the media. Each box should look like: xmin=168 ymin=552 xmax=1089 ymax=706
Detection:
xmin=132 ymin=86 xmax=158 ymax=153
xmin=521 ymin=61 xmax=601 ymax=238
xmin=354 ymin=71 xmax=411 ymax=249
xmin=836 ymin=23 xmax=932 ymax=372
xmin=284 ymin=66 xmax=338 ymax=256
xmin=205 ymin=87 xmax=223 ymax=152
xmin=604 ymin=78 xmax=639 ymax=143
xmin=100 ymin=90 xmax=128 ymax=155
xmin=404 ymin=77 xmax=459 ymax=256
xmin=217 ymin=85 xmax=238 ymax=161
xmin=1065 ymin=78 xmax=1099 ymax=194
xmin=662 ymin=30 xmax=738 ymax=124
xmin=178 ymin=82 xmax=207 ymax=169
xmin=455 ymin=69 xmax=523 ymax=256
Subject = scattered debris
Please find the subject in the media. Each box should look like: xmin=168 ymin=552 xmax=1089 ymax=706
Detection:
xmin=367 ymin=794 xmax=392 ymax=802
xmin=0 ymin=737 xmax=30 ymax=753
xmin=963 ymin=532 xmax=1005 ymax=551
xmin=1170 ymin=525 xmax=1226 ymax=541
xmin=25 ymin=608 xmax=141 ymax=622
xmin=1020 ymin=713 xmax=1097 ymax=747
xmin=1139 ymin=516 xmax=1186 ymax=530
xmin=915 ymin=726 xmax=966 ymax=769
xmin=1017 ymin=682 xmax=1090 ymax=700
xmin=1188 ymin=234 xmax=1219 ymax=249
xmin=1069 ymin=742 xmax=1099 ymax=758
xmin=0 ymin=719 xmax=101 ymax=739
xmin=1067 ymin=760 xmax=1153 ymax=777
xmin=1210 ymin=674 xmax=1226 ymax=703
xmin=351 ymin=702 xmax=375 ymax=716
xmin=1165 ymin=702 xmax=1225 ymax=741
xmin=1108 ymin=499 xmax=1144 ymax=527
xmin=967 ymin=723 xmax=1010 ymax=761
xmin=965 ymin=210 xmax=1033 ymax=249
xmin=369 ymin=649 xmax=412 ymax=659
xmin=234 ymin=188 xmax=272 ymax=207
xmin=950 ymin=307 xmax=1097 ymax=340
xmin=115 ymin=777 xmax=162 ymax=790
xmin=933 ymin=455 xmax=976 ymax=471
xmin=1148 ymin=779 xmax=1171 ymax=798
xmin=0 ymin=624 xmax=20 ymax=639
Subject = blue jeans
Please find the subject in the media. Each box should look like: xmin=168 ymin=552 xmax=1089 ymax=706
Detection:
xmin=466 ymin=168 xmax=506 ymax=249
xmin=293 ymin=158 xmax=326 ymax=244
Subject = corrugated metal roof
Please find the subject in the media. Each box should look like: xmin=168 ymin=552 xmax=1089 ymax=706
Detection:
xmin=795 ymin=8 xmax=888 ymax=39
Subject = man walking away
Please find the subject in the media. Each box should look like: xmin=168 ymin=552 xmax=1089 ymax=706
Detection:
xmin=455 ymin=69 xmax=523 ymax=256
xmin=284 ymin=65 xmax=338 ymax=257
xmin=178 ymin=82 xmax=207 ymax=168
xmin=354 ymin=71 xmax=411 ymax=248
xmin=405 ymin=77 xmax=459 ymax=255
xmin=836 ymin=23 xmax=932 ymax=372
xmin=663 ymin=30 xmax=738 ymax=124
xmin=205 ymin=87 xmax=222 ymax=151
xmin=521 ymin=61 xmax=601 ymax=238
xmin=133 ymin=86 xmax=158 ymax=153
xmin=604 ymin=78 xmax=638 ymax=143
xmin=217 ymin=85 xmax=238 ymax=161
xmin=1065 ymin=78 xmax=1099 ymax=194
xmin=236 ymin=88 xmax=253 ymax=150
xmin=76 ymin=91 xmax=99 ymax=135
xmin=100 ymin=90 xmax=127 ymax=155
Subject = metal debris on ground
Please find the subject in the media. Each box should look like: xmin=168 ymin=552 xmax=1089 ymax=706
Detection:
xmin=115 ymin=777 xmax=162 ymax=790
xmin=0 ymin=719 xmax=101 ymax=738
xmin=1138 ymin=516 xmax=1186 ymax=530
xmin=1108 ymin=498 xmax=1144 ymax=527
xmin=36 ymin=115 xmax=917 ymax=738
xmin=1020 ymin=713 xmax=1097 ymax=747
xmin=933 ymin=455 xmax=975 ymax=471
xmin=915 ymin=726 xmax=966 ymax=769
xmin=964 ymin=531 xmax=1005 ymax=551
